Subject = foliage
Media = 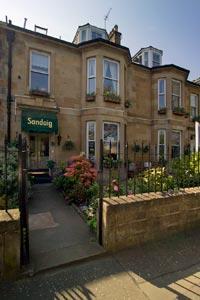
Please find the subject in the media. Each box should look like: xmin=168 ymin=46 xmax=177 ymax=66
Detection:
xmin=0 ymin=146 xmax=19 ymax=209
xmin=63 ymin=140 xmax=75 ymax=151
xmin=47 ymin=160 xmax=55 ymax=170
xmin=103 ymin=90 xmax=121 ymax=102
xmin=132 ymin=144 xmax=141 ymax=153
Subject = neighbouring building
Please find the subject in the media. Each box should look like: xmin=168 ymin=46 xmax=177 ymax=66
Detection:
xmin=0 ymin=20 xmax=200 ymax=169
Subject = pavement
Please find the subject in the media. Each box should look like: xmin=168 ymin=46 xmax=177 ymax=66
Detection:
xmin=1 ymin=229 xmax=200 ymax=299
xmin=28 ymin=184 xmax=105 ymax=273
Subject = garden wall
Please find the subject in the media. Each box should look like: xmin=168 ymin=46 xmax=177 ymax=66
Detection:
xmin=0 ymin=209 xmax=20 ymax=280
xmin=102 ymin=188 xmax=200 ymax=251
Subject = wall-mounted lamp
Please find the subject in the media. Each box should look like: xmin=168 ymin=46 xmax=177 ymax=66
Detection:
xmin=57 ymin=134 xmax=62 ymax=146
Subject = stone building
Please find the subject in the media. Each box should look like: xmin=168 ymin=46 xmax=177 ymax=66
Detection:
xmin=0 ymin=21 xmax=200 ymax=169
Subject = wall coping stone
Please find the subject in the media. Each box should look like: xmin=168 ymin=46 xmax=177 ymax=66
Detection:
xmin=0 ymin=209 xmax=20 ymax=233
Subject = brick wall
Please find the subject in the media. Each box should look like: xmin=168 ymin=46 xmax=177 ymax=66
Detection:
xmin=102 ymin=188 xmax=200 ymax=251
xmin=0 ymin=209 xmax=20 ymax=280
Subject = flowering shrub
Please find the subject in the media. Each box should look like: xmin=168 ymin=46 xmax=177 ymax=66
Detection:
xmin=64 ymin=155 xmax=97 ymax=188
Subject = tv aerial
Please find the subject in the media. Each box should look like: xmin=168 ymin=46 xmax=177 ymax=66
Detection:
xmin=104 ymin=8 xmax=112 ymax=29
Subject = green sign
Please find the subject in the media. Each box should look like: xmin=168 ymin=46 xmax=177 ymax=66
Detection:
xmin=21 ymin=109 xmax=58 ymax=133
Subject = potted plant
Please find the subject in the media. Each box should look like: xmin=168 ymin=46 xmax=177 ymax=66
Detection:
xmin=124 ymin=100 xmax=132 ymax=108
xmin=63 ymin=139 xmax=75 ymax=151
xmin=47 ymin=160 xmax=55 ymax=177
xmin=30 ymin=89 xmax=50 ymax=97
xmin=142 ymin=145 xmax=149 ymax=153
xmin=86 ymin=92 xmax=96 ymax=101
xmin=103 ymin=90 xmax=121 ymax=103
xmin=172 ymin=106 xmax=185 ymax=115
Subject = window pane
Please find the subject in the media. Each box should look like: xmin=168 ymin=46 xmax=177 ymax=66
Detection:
xmin=159 ymin=80 xmax=165 ymax=93
xmin=31 ymin=72 xmax=48 ymax=91
xmin=159 ymin=95 xmax=165 ymax=108
xmin=172 ymin=132 xmax=180 ymax=146
xmin=32 ymin=52 xmax=48 ymax=73
xmin=153 ymin=53 xmax=160 ymax=66
xmin=88 ymin=78 xmax=95 ymax=94
xmin=88 ymin=122 xmax=95 ymax=140
xmin=172 ymin=81 xmax=180 ymax=95
xmin=144 ymin=52 xmax=148 ymax=66
xmin=172 ymin=95 xmax=180 ymax=107
xmin=88 ymin=59 xmax=95 ymax=77
xmin=104 ymin=78 xmax=117 ymax=94
xmin=159 ymin=131 xmax=165 ymax=144
xmin=104 ymin=60 xmax=118 ymax=80
xmin=92 ymin=31 xmax=102 ymax=39
xmin=159 ymin=145 xmax=165 ymax=157
xmin=172 ymin=146 xmax=180 ymax=158
xmin=81 ymin=30 xmax=86 ymax=42
xmin=104 ymin=123 xmax=118 ymax=142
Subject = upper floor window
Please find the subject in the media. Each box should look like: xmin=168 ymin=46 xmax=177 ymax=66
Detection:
xmin=158 ymin=129 xmax=166 ymax=160
xmin=172 ymin=80 xmax=181 ymax=108
xmin=30 ymin=51 xmax=49 ymax=93
xmin=158 ymin=79 xmax=166 ymax=109
xmin=152 ymin=52 xmax=161 ymax=66
xmin=103 ymin=59 xmax=119 ymax=95
xmin=87 ymin=58 xmax=96 ymax=94
xmin=92 ymin=31 xmax=102 ymax=39
xmin=81 ymin=30 xmax=87 ymax=42
xmin=190 ymin=94 xmax=198 ymax=118
xmin=144 ymin=52 xmax=148 ymax=67
xmin=171 ymin=130 xmax=181 ymax=158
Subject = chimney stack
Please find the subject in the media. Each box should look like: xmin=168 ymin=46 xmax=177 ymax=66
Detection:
xmin=109 ymin=25 xmax=121 ymax=45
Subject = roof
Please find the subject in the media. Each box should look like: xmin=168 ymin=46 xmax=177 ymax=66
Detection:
xmin=152 ymin=64 xmax=190 ymax=75
xmin=72 ymin=23 xmax=108 ymax=43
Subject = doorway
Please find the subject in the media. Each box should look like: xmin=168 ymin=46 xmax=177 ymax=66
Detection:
xmin=29 ymin=134 xmax=49 ymax=169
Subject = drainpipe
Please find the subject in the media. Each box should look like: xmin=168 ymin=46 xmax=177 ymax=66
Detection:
xmin=6 ymin=25 xmax=15 ymax=143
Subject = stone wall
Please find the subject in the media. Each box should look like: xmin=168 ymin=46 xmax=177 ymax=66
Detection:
xmin=0 ymin=209 xmax=20 ymax=280
xmin=102 ymin=188 xmax=200 ymax=251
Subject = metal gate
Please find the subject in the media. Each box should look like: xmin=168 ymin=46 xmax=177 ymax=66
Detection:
xmin=18 ymin=134 xmax=29 ymax=265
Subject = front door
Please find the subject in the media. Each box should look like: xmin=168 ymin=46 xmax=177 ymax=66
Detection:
xmin=29 ymin=134 xmax=49 ymax=169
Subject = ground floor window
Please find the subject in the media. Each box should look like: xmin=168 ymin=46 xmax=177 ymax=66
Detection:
xmin=86 ymin=121 xmax=96 ymax=162
xmin=171 ymin=131 xmax=181 ymax=158
xmin=103 ymin=122 xmax=119 ymax=159
xmin=157 ymin=129 xmax=166 ymax=160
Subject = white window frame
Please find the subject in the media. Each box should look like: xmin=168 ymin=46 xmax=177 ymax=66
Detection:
xmin=157 ymin=129 xmax=166 ymax=159
xmin=171 ymin=130 xmax=181 ymax=158
xmin=86 ymin=121 xmax=96 ymax=161
xmin=172 ymin=79 xmax=181 ymax=108
xmin=103 ymin=58 xmax=119 ymax=95
xmin=102 ymin=122 xmax=120 ymax=158
xmin=87 ymin=58 xmax=96 ymax=94
xmin=195 ymin=121 xmax=200 ymax=152
xmin=190 ymin=94 xmax=198 ymax=118
xmin=29 ymin=50 xmax=50 ymax=93
xmin=144 ymin=51 xmax=149 ymax=67
xmin=158 ymin=79 xmax=166 ymax=110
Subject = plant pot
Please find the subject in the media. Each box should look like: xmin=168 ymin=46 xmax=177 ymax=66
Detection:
xmin=158 ymin=108 xmax=167 ymax=114
xmin=104 ymin=96 xmax=120 ymax=103
xmin=30 ymin=89 xmax=50 ymax=97
xmin=86 ymin=95 xmax=96 ymax=102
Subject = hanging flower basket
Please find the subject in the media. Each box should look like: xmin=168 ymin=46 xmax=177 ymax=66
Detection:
xmin=132 ymin=144 xmax=141 ymax=153
xmin=63 ymin=140 xmax=75 ymax=151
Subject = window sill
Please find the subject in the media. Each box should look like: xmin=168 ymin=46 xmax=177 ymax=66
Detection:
xmin=172 ymin=107 xmax=185 ymax=116
xmin=30 ymin=90 xmax=50 ymax=98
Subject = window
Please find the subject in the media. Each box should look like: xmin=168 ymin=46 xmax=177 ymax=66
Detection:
xmin=195 ymin=121 xmax=200 ymax=151
xmin=87 ymin=58 xmax=96 ymax=94
xmin=190 ymin=94 xmax=198 ymax=118
xmin=172 ymin=80 xmax=181 ymax=108
xmin=171 ymin=131 xmax=181 ymax=158
xmin=92 ymin=31 xmax=102 ymax=39
xmin=81 ymin=30 xmax=86 ymax=42
xmin=103 ymin=122 xmax=119 ymax=160
xmin=30 ymin=51 xmax=49 ymax=92
xmin=86 ymin=122 xmax=96 ymax=162
xmin=158 ymin=130 xmax=166 ymax=159
xmin=158 ymin=79 xmax=166 ymax=109
xmin=152 ymin=52 xmax=161 ymax=66
xmin=144 ymin=52 xmax=148 ymax=66
xmin=103 ymin=59 xmax=119 ymax=95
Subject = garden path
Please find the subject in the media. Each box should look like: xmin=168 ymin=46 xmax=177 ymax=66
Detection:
xmin=28 ymin=183 xmax=104 ymax=274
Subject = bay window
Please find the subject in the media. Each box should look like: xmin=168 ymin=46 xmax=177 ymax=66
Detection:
xmin=172 ymin=80 xmax=181 ymax=108
xmin=103 ymin=59 xmax=119 ymax=95
xmin=30 ymin=51 xmax=49 ymax=93
xmin=171 ymin=131 xmax=181 ymax=158
xmin=158 ymin=129 xmax=166 ymax=159
xmin=87 ymin=58 xmax=96 ymax=94
xmin=103 ymin=122 xmax=119 ymax=160
xmin=158 ymin=79 xmax=166 ymax=109
xmin=86 ymin=121 xmax=96 ymax=162
xmin=190 ymin=94 xmax=198 ymax=118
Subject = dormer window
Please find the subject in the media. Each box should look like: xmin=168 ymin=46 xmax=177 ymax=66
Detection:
xmin=144 ymin=52 xmax=148 ymax=66
xmin=153 ymin=52 xmax=161 ymax=66
xmin=92 ymin=31 xmax=102 ymax=39
xmin=81 ymin=30 xmax=87 ymax=42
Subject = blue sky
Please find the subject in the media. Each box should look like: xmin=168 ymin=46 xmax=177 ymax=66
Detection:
xmin=0 ymin=0 xmax=199 ymax=80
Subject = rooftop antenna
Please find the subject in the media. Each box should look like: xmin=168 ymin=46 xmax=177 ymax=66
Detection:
xmin=104 ymin=8 xmax=112 ymax=29
xmin=5 ymin=16 xmax=8 ymax=23
xmin=24 ymin=18 xmax=27 ymax=28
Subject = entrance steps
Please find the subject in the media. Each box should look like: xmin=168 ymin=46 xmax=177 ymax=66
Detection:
xmin=28 ymin=169 xmax=52 ymax=184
